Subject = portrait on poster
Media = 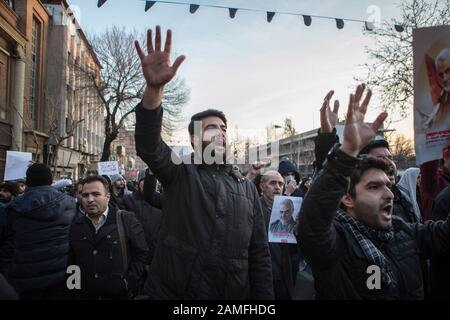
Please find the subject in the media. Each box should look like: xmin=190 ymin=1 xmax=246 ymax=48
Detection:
xmin=268 ymin=195 xmax=302 ymax=244
xmin=413 ymin=26 xmax=450 ymax=165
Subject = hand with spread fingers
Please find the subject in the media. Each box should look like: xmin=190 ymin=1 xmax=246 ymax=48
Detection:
xmin=340 ymin=84 xmax=388 ymax=157
xmin=320 ymin=90 xmax=340 ymax=133
xmin=134 ymin=25 xmax=186 ymax=109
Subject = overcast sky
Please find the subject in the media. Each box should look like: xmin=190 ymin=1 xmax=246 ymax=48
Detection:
xmin=68 ymin=0 xmax=412 ymax=145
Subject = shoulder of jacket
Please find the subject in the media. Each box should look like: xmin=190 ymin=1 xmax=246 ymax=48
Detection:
xmin=118 ymin=210 xmax=138 ymax=224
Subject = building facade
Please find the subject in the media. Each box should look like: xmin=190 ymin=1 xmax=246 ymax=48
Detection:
xmin=0 ymin=0 xmax=50 ymax=179
xmin=43 ymin=0 xmax=104 ymax=179
xmin=0 ymin=0 xmax=104 ymax=180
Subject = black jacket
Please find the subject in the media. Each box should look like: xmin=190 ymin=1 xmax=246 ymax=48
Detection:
xmin=430 ymin=186 xmax=450 ymax=299
xmin=135 ymin=103 xmax=273 ymax=300
xmin=122 ymin=191 xmax=162 ymax=264
xmin=69 ymin=204 xmax=149 ymax=299
xmin=0 ymin=186 xmax=76 ymax=294
xmin=297 ymin=147 xmax=450 ymax=299
xmin=143 ymin=172 xmax=163 ymax=210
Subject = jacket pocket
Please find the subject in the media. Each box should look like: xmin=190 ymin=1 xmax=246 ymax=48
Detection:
xmin=228 ymin=192 xmax=254 ymax=248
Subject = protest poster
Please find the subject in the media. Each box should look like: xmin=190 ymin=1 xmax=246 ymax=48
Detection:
xmin=4 ymin=151 xmax=32 ymax=181
xmin=413 ymin=26 xmax=450 ymax=165
xmin=268 ymin=195 xmax=302 ymax=244
xmin=97 ymin=161 xmax=119 ymax=176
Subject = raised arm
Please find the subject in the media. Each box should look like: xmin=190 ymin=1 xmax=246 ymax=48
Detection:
xmin=314 ymin=90 xmax=340 ymax=175
xmin=134 ymin=26 xmax=186 ymax=187
xmin=298 ymin=84 xmax=388 ymax=268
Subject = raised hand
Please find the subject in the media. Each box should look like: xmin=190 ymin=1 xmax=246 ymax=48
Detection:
xmin=246 ymin=161 xmax=270 ymax=182
xmin=340 ymin=84 xmax=388 ymax=157
xmin=320 ymin=90 xmax=340 ymax=133
xmin=284 ymin=179 xmax=297 ymax=196
xmin=135 ymin=26 xmax=185 ymax=88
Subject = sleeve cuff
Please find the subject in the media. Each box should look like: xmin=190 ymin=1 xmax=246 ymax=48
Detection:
xmin=135 ymin=102 xmax=163 ymax=117
xmin=325 ymin=144 xmax=359 ymax=177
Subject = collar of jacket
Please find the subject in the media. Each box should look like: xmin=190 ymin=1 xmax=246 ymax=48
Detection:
xmin=76 ymin=203 xmax=118 ymax=225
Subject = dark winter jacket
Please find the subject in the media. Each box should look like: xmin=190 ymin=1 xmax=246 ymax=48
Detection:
xmin=135 ymin=103 xmax=273 ymax=300
xmin=430 ymin=186 xmax=450 ymax=299
xmin=297 ymin=147 xmax=450 ymax=299
xmin=0 ymin=273 xmax=18 ymax=300
xmin=1 ymin=186 xmax=76 ymax=293
xmin=143 ymin=172 xmax=163 ymax=210
xmin=69 ymin=204 xmax=149 ymax=299
xmin=122 ymin=191 xmax=162 ymax=264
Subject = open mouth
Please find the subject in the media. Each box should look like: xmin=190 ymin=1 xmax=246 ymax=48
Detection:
xmin=380 ymin=203 xmax=393 ymax=218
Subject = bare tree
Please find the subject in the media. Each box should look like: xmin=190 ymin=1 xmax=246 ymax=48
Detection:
xmin=282 ymin=117 xmax=296 ymax=138
xmin=46 ymin=97 xmax=85 ymax=176
xmin=357 ymin=0 xmax=450 ymax=121
xmin=388 ymin=132 xmax=416 ymax=169
xmin=84 ymin=27 xmax=189 ymax=161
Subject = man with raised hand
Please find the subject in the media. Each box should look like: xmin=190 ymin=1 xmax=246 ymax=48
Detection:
xmin=134 ymin=26 xmax=273 ymax=300
xmin=297 ymin=84 xmax=450 ymax=299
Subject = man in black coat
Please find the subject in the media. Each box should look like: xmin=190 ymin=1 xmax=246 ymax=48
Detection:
xmin=260 ymin=170 xmax=296 ymax=299
xmin=133 ymin=26 xmax=273 ymax=299
xmin=314 ymin=89 xmax=419 ymax=224
xmin=69 ymin=175 xmax=148 ymax=300
xmin=298 ymin=84 xmax=450 ymax=299
xmin=123 ymin=170 xmax=162 ymax=264
xmin=0 ymin=164 xmax=76 ymax=299
xmin=430 ymin=186 xmax=450 ymax=299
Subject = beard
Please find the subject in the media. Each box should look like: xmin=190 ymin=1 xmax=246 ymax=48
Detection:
xmin=201 ymin=139 xmax=228 ymax=164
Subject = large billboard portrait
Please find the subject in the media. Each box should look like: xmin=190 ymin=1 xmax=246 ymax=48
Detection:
xmin=413 ymin=26 xmax=450 ymax=165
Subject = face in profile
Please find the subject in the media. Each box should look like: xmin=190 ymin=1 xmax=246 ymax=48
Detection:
xmin=347 ymin=168 xmax=394 ymax=230
xmin=367 ymin=147 xmax=397 ymax=184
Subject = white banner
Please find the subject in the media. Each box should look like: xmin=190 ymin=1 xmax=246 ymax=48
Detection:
xmin=4 ymin=151 xmax=32 ymax=181
xmin=97 ymin=161 xmax=119 ymax=176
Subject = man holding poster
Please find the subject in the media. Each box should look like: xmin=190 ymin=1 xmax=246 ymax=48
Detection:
xmin=260 ymin=170 xmax=297 ymax=299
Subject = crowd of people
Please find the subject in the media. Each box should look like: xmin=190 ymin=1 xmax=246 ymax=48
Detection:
xmin=0 ymin=26 xmax=449 ymax=300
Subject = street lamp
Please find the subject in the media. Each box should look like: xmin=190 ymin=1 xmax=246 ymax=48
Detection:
xmin=273 ymin=124 xmax=282 ymax=141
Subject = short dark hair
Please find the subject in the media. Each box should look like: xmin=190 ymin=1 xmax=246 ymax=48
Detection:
xmin=359 ymin=139 xmax=390 ymax=156
xmin=188 ymin=109 xmax=227 ymax=135
xmin=86 ymin=169 xmax=98 ymax=176
xmin=80 ymin=175 xmax=110 ymax=194
xmin=348 ymin=156 xmax=391 ymax=198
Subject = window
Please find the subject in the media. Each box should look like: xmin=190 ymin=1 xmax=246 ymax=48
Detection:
xmin=29 ymin=17 xmax=41 ymax=129
xmin=0 ymin=51 xmax=9 ymax=120
xmin=5 ymin=0 xmax=14 ymax=10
